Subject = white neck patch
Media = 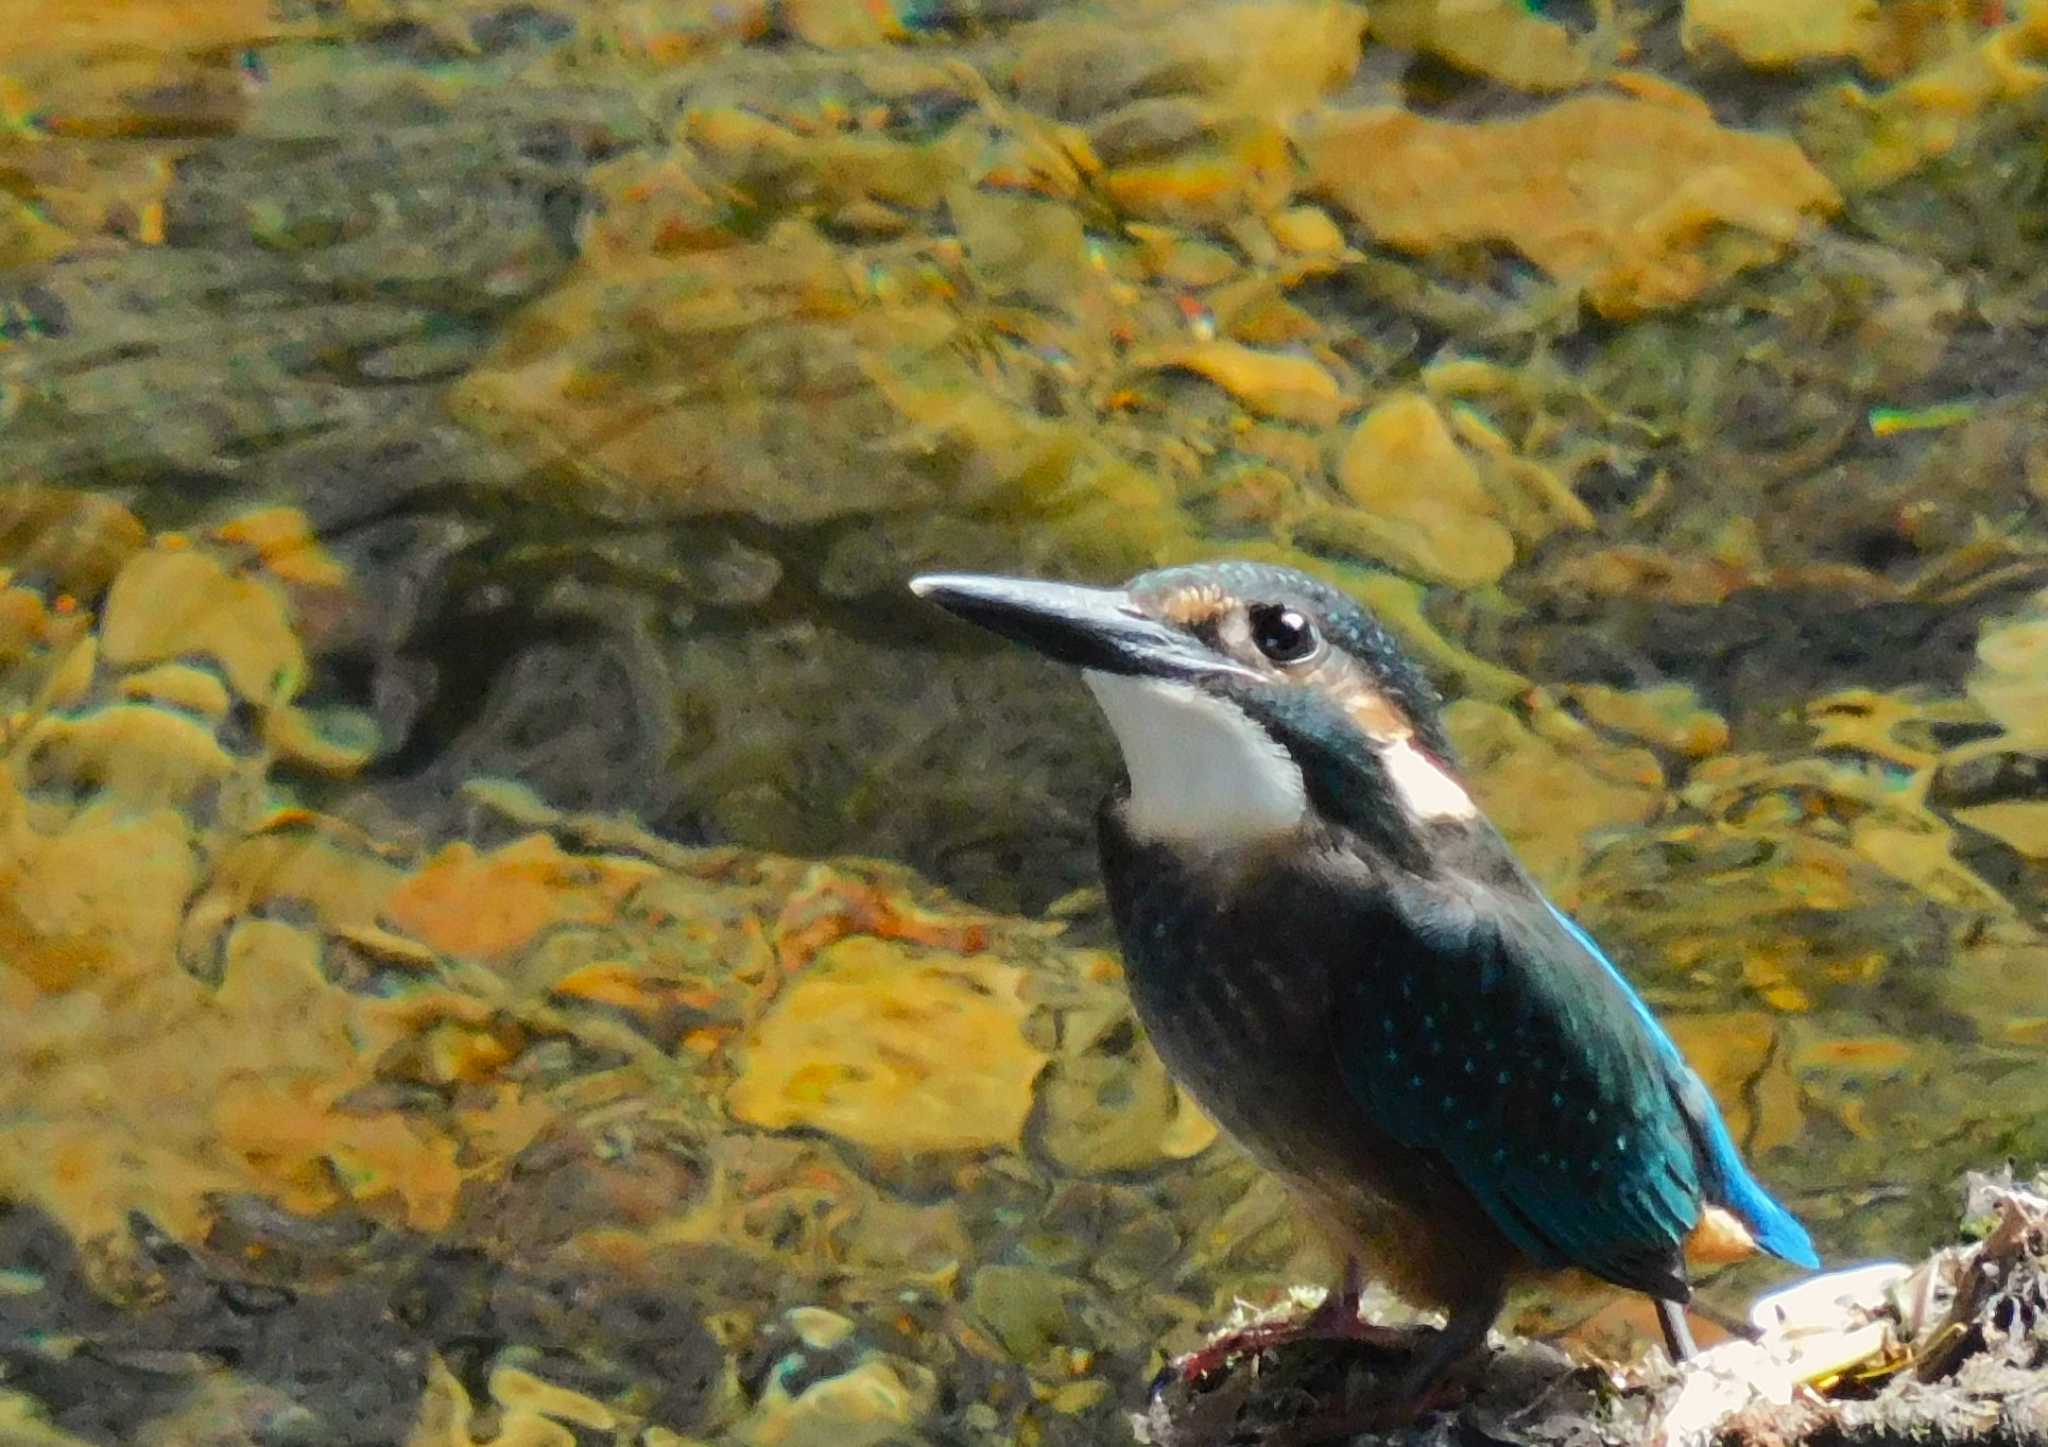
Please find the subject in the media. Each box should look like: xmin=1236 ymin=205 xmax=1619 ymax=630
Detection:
xmin=1083 ymin=672 xmax=1307 ymax=844
xmin=1379 ymin=735 xmax=1477 ymax=821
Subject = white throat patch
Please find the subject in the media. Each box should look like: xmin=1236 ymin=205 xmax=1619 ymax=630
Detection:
xmin=1083 ymin=671 xmax=1307 ymax=844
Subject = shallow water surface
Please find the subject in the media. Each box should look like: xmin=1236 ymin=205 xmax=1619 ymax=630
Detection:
xmin=1 ymin=0 xmax=2046 ymax=1440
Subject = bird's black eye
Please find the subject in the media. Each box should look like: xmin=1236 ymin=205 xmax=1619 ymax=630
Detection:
xmin=1249 ymin=603 xmax=1319 ymax=664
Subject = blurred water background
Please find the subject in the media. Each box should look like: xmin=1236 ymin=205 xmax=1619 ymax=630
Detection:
xmin=0 ymin=0 xmax=2046 ymax=1440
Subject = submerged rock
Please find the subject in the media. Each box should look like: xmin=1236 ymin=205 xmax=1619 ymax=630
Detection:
xmin=1814 ymin=3 xmax=2048 ymax=190
xmin=1330 ymin=392 xmax=1517 ymax=588
xmin=1301 ymin=85 xmax=1841 ymax=318
xmin=725 ymin=937 xmax=1050 ymax=1164
xmin=1684 ymin=0 xmax=1885 ymax=71
xmin=1370 ymin=0 xmax=1594 ymax=92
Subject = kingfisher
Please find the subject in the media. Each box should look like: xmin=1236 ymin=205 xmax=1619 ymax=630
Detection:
xmin=910 ymin=560 xmax=1818 ymax=1403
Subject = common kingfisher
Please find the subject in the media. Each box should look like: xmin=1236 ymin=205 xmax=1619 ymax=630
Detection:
xmin=910 ymin=561 xmax=1818 ymax=1400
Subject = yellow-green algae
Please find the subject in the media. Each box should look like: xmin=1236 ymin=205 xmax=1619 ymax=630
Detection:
xmin=0 ymin=0 xmax=2045 ymax=1439
xmin=0 ymin=501 xmax=2042 ymax=1438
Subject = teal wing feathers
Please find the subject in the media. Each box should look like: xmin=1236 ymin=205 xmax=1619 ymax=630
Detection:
xmin=1334 ymin=874 xmax=1721 ymax=1298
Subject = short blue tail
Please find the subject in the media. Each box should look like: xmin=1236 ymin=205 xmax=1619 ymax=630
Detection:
xmin=1691 ymin=1097 xmax=1819 ymax=1266
xmin=1545 ymin=904 xmax=1820 ymax=1270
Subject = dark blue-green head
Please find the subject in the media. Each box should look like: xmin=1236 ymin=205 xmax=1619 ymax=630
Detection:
xmin=910 ymin=561 xmax=1470 ymax=861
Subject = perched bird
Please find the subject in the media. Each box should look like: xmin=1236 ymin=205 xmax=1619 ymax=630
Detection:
xmin=910 ymin=560 xmax=1818 ymax=1400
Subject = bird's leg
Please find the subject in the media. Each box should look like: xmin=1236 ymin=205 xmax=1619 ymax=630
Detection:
xmin=1162 ymin=1257 xmax=1428 ymax=1386
xmin=1690 ymin=1297 xmax=1762 ymax=1343
xmin=1253 ymin=1275 xmax=1509 ymax=1443
xmin=1389 ymin=1272 xmax=1508 ymax=1411
xmin=1301 ymin=1254 xmax=1365 ymax=1333
xmin=1656 ymin=1297 xmax=1697 ymax=1362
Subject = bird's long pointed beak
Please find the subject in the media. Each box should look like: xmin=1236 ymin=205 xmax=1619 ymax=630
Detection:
xmin=910 ymin=573 xmax=1212 ymax=678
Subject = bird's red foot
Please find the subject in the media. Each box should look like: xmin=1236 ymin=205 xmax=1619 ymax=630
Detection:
xmin=1160 ymin=1286 xmax=1431 ymax=1389
xmin=1382 ymin=1368 xmax=1472 ymax=1424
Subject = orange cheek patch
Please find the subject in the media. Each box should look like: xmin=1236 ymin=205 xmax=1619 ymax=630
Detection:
xmin=1341 ymin=683 xmax=1413 ymax=741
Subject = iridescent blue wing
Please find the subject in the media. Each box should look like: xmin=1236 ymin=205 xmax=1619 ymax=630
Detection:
xmin=1543 ymin=905 xmax=1817 ymax=1269
xmin=1335 ymin=871 xmax=1720 ymax=1297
